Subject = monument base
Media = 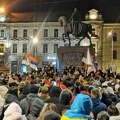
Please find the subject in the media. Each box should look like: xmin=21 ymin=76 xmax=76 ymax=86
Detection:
xmin=57 ymin=46 xmax=95 ymax=67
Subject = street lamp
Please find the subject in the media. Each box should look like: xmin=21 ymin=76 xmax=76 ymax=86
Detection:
xmin=108 ymin=32 xmax=113 ymax=63
xmin=0 ymin=7 xmax=5 ymax=13
xmin=33 ymin=37 xmax=38 ymax=58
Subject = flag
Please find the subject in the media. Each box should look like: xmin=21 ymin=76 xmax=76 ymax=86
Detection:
xmin=21 ymin=54 xmax=30 ymax=65
xmin=56 ymin=54 xmax=62 ymax=75
xmin=29 ymin=55 xmax=39 ymax=70
xmin=22 ymin=53 xmax=39 ymax=70
xmin=29 ymin=60 xmax=38 ymax=70
xmin=82 ymin=48 xmax=96 ymax=74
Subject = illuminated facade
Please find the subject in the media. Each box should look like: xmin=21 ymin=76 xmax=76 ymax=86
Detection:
xmin=0 ymin=9 xmax=120 ymax=72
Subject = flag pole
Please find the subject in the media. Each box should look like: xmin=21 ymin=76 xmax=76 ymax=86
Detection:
xmin=85 ymin=64 xmax=87 ymax=76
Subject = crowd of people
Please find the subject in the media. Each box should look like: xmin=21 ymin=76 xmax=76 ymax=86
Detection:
xmin=0 ymin=65 xmax=120 ymax=120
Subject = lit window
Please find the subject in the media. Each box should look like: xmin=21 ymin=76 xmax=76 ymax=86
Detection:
xmin=43 ymin=44 xmax=48 ymax=53
xmin=54 ymin=44 xmax=58 ymax=53
xmin=13 ymin=44 xmax=17 ymax=53
xmin=44 ymin=29 xmax=48 ymax=37
xmin=54 ymin=29 xmax=58 ymax=37
xmin=0 ymin=29 xmax=5 ymax=38
xmin=22 ymin=44 xmax=27 ymax=53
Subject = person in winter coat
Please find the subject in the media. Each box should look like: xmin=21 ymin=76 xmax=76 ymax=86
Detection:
xmin=107 ymin=104 xmax=120 ymax=120
xmin=4 ymin=86 xmax=20 ymax=106
xmin=37 ymin=103 xmax=57 ymax=120
xmin=27 ymin=98 xmax=44 ymax=120
xmin=91 ymin=88 xmax=107 ymax=119
xmin=45 ymin=86 xmax=62 ymax=104
xmin=0 ymin=86 xmax=8 ymax=119
xmin=39 ymin=110 xmax=61 ymax=120
xmin=56 ymin=89 xmax=72 ymax=115
xmin=18 ymin=83 xmax=30 ymax=101
xmin=38 ymin=86 xmax=50 ymax=102
xmin=61 ymin=93 xmax=93 ymax=120
xmin=3 ymin=102 xmax=27 ymax=120
xmin=20 ymin=84 xmax=41 ymax=116
xmin=97 ymin=111 xmax=110 ymax=120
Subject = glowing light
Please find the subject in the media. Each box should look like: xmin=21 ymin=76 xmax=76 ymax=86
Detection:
xmin=47 ymin=56 xmax=56 ymax=60
xmin=33 ymin=37 xmax=38 ymax=44
xmin=52 ymin=62 xmax=56 ymax=65
xmin=0 ymin=7 xmax=5 ymax=13
xmin=108 ymin=32 xmax=112 ymax=36
xmin=5 ymin=42 xmax=11 ymax=48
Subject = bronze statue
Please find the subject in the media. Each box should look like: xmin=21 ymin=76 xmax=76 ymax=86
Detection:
xmin=69 ymin=8 xmax=81 ymax=38
xmin=58 ymin=15 xmax=93 ymax=46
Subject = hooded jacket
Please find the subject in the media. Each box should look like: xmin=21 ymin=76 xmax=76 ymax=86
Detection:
xmin=92 ymin=98 xmax=107 ymax=119
xmin=20 ymin=93 xmax=38 ymax=116
xmin=61 ymin=93 xmax=93 ymax=120
xmin=5 ymin=93 xmax=19 ymax=105
xmin=3 ymin=102 xmax=27 ymax=120
xmin=45 ymin=86 xmax=61 ymax=104
xmin=56 ymin=89 xmax=72 ymax=115
xmin=27 ymin=98 xmax=44 ymax=120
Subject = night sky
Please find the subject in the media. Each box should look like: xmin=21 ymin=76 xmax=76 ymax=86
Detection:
xmin=1 ymin=0 xmax=120 ymax=23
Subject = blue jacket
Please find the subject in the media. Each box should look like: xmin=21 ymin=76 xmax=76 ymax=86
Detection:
xmin=92 ymin=98 xmax=107 ymax=119
xmin=61 ymin=93 xmax=93 ymax=120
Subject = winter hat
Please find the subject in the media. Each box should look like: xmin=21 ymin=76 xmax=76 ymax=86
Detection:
xmin=7 ymin=86 xmax=18 ymax=96
xmin=22 ymin=85 xmax=30 ymax=94
xmin=60 ymin=89 xmax=72 ymax=105
xmin=29 ymin=85 xmax=39 ymax=94
xmin=49 ymin=86 xmax=62 ymax=97
xmin=41 ymin=86 xmax=49 ymax=93
xmin=44 ymin=110 xmax=60 ymax=120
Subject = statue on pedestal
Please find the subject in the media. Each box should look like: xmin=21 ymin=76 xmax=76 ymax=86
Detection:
xmin=69 ymin=8 xmax=82 ymax=38
xmin=58 ymin=8 xmax=93 ymax=47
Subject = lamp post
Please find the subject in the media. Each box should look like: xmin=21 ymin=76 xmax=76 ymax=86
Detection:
xmin=33 ymin=37 xmax=38 ymax=58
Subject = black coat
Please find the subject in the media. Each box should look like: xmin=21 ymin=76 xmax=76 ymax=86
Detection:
xmin=20 ymin=93 xmax=39 ymax=116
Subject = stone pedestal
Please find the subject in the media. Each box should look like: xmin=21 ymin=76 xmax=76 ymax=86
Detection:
xmin=57 ymin=46 xmax=95 ymax=67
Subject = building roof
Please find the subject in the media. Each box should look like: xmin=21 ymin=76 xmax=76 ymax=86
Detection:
xmin=8 ymin=12 xmax=68 ymax=22
xmin=5 ymin=0 xmax=120 ymax=23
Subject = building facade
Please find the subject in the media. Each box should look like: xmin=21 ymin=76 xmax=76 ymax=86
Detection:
xmin=0 ymin=9 xmax=120 ymax=73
